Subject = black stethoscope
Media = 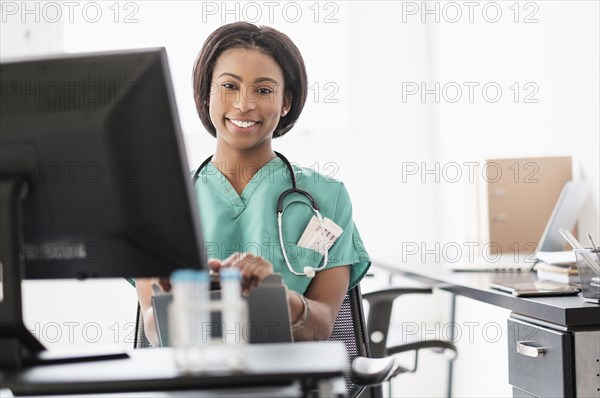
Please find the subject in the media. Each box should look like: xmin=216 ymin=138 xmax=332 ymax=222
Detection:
xmin=192 ymin=151 xmax=329 ymax=278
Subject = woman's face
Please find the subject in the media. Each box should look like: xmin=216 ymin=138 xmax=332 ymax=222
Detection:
xmin=208 ymin=48 xmax=290 ymax=153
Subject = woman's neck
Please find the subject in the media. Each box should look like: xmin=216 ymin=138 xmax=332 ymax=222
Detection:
xmin=211 ymin=143 xmax=276 ymax=195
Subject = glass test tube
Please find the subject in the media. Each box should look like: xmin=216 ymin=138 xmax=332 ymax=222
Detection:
xmin=219 ymin=267 xmax=243 ymax=345
xmin=170 ymin=269 xmax=209 ymax=372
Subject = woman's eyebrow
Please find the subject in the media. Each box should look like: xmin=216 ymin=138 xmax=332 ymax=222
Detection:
xmin=218 ymin=72 xmax=279 ymax=85
xmin=254 ymin=77 xmax=279 ymax=85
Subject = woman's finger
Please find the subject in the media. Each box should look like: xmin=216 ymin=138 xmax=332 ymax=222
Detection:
xmin=214 ymin=253 xmax=275 ymax=294
xmin=157 ymin=277 xmax=172 ymax=292
xmin=207 ymin=258 xmax=222 ymax=272
xmin=250 ymin=260 xmax=273 ymax=287
xmin=221 ymin=252 xmax=246 ymax=268
xmin=151 ymin=278 xmax=171 ymax=293
xmin=246 ymin=258 xmax=273 ymax=290
xmin=241 ymin=257 xmax=265 ymax=284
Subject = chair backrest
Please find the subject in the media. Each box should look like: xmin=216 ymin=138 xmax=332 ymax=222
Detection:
xmin=328 ymin=285 xmax=371 ymax=398
xmin=134 ymin=304 xmax=152 ymax=349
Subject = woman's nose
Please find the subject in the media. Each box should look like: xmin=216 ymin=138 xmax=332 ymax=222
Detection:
xmin=233 ymin=86 xmax=257 ymax=112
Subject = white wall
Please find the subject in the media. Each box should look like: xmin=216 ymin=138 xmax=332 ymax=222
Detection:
xmin=0 ymin=1 xmax=64 ymax=59
xmin=431 ymin=0 xmax=600 ymax=244
xmin=2 ymin=1 xmax=598 ymax=395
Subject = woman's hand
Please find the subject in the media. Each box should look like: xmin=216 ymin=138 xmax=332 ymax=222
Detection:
xmin=207 ymin=253 xmax=350 ymax=341
xmin=151 ymin=277 xmax=172 ymax=293
xmin=208 ymin=252 xmax=273 ymax=296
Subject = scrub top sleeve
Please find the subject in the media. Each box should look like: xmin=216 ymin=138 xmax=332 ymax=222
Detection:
xmin=328 ymin=182 xmax=371 ymax=290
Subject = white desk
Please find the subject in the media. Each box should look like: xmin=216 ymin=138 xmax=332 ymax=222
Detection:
xmin=0 ymin=342 xmax=348 ymax=397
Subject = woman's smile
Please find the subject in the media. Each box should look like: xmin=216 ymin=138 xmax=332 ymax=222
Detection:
xmin=226 ymin=117 xmax=261 ymax=131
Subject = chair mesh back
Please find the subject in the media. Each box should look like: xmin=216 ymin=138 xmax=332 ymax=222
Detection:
xmin=134 ymin=304 xmax=152 ymax=349
xmin=328 ymin=286 xmax=370 ymax=398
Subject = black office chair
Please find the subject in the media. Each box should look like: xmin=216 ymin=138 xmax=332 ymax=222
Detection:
xmin=329 ymin=285 xmax=457 ymax=398
xmin=133 ymin=284 xmax=457 ymax=398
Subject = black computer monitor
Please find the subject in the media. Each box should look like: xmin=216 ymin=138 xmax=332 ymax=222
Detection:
xmin=0 ymin=48 xmax=206 ymax=367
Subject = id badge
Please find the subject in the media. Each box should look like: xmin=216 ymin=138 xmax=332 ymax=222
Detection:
xmin=297 ymin=216 xmax=343 ymax=255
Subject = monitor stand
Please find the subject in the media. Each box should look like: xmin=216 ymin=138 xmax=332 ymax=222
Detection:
xmin=0 ymin=178 xmax=128 ymax=369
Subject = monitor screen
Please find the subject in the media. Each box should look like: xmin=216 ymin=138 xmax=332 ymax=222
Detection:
xmin=0 ymin=48 xmax=206 ymax=279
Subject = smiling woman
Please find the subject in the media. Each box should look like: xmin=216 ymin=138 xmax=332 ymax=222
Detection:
xmin=135 ymin=22 xmax=371 ymax=347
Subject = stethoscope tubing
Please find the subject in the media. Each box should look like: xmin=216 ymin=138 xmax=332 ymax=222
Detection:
xmin=193 ymin=152 xmax=328 ymax=278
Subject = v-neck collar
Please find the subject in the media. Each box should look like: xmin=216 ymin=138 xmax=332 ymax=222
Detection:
xmin=204 ymin=157 xmax=284 ymax=216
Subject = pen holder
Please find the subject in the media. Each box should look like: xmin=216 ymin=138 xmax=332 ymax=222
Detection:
xmin=573 ymin=249 xmax=600 ymax=304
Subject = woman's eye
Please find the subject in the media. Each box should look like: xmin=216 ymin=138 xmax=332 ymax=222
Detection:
xmin=222 ymin=83 xmax=237 ymax=90
xmin=257 ymin=87 xmax=273 ymax=95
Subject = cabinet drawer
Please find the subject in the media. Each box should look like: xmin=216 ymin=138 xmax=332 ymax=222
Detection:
xmin=507 ymin=318 xmax=574 ymax=397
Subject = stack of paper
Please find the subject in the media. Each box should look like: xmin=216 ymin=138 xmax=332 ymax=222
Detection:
xmin=536 ymin=250 xmax=576 ymax=265
xmin=534 ymin=262 xmax=579 ymax=285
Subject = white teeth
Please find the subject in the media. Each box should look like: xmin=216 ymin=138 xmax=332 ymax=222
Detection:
xmin=230 ymin=119 xmax=257 ymax=128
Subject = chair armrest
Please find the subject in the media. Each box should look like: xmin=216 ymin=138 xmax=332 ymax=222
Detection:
xmin=350 ymin=340 xmax=457 ymax=387
xmin=362 ymin=287 xmax=433 ymax=358
xmin=387 ymin=339 xmax=457 ymax=358
xmin=350 ymin=356 xmax=402 ymax=386
xmin=362 ymin=287 xmax=433 ymax=303
xmin=351 ymin=340 xmax=457 ymax=388
xmin=386 ymin=339 xmax=457 ymax=375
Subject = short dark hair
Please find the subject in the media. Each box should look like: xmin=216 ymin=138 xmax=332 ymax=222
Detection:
xmin=193 ymin=22 xmax=308 ymax=138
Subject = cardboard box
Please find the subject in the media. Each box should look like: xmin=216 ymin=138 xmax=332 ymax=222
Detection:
xmin=485 ymin=156 xmax=572 ymax=254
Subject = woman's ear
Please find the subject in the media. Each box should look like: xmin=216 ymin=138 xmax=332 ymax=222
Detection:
xmin=282 ymin=94 xmax=292 ymax=116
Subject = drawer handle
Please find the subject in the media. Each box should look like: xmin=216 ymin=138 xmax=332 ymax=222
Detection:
xmin=516 ymin=341 xmax=545 ymax=357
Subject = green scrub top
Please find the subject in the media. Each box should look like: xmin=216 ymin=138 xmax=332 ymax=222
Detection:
xmin=194 ymin=157 xmax=371 ymax=295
